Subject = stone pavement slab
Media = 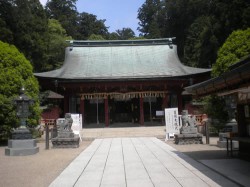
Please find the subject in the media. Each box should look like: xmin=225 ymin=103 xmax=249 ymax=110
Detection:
xmin=49 ymin=137 xmax=238 ymax=187
xmin=201 ymin=159 xmax=250 ymax=187
xmin=81 ymin=126 xmax=166 ymax=140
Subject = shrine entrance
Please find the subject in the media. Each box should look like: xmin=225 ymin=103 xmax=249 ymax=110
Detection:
xmin=110 ymin=98 xmax=140 ymax=124
xmin=79 ymin=96 xmax=165 ymax=126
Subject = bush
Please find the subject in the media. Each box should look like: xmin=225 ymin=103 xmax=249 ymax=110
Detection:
xmin=203 ymin=95 xmax=229 ymax=134
xmin=212 ymin=28 xmax=250 ymax=77
xmin=0 ymin=41 xmax=41 ymax=140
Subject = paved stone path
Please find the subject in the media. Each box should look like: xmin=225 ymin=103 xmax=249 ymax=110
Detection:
xmin=49 ymin=137 xmax=237 ymax=187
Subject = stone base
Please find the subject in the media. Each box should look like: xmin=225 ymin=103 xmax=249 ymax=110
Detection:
xmin=5 ymin=139 xmax=39 ymax=156
xmin=180 ymin=127 xmax=198 ymax=134
xmin=51 ymin=136 xmax=80 ymax=148
xmin=217 ymin=140 xmax=239 ymax=149
xmin=174 ymin=133 xmax=203 ymax=145
xmin=57 ymin=131 xmax=74 ymax=138
xmin=12 ymin=128 xmax=33 ymax=139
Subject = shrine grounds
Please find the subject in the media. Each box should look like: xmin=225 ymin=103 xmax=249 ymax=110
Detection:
xmin=0 ymin=126 xmax=250 ymax=187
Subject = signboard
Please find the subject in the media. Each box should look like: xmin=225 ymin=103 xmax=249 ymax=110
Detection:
xmin=165 ymin=108 xmax=180 ymax=140
xmin=156 ymin=110 xmax=164 ymax=116
xmin=70 ymin=114 xmax=83 ymax=141
xmin=71 ymin=114 xmax=82 ymax=131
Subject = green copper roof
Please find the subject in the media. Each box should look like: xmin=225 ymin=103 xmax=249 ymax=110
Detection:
xmin=35 ymin=38 xmax=210 ymax=80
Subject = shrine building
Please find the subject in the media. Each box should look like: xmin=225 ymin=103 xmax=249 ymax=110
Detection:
xmin=35 ymin=38 xmax=210 ymax=127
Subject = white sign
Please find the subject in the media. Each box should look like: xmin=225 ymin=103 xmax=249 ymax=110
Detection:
xmin=156 ymin=110 xmax=164 ymax=116
xmin=71 ymin=114 xmax=82 ymax=131
xmin=71 ymin=114 xmax=83 ymax=141
xmin=165 ymin=108 xmax=180 ymax=140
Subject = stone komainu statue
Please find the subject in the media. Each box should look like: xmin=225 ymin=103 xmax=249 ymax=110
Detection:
xmin=174 ymin=110 xmax=202 ymax=145
xmin=180 ymin=111 xmax=197 ymax=134
xmin=181 ymin=111 xmax=196 ymax=127
xmin=60 ymin=113 xmax=73 ymax=131
xmin=52 ymin=113 xmax=80 ymax=148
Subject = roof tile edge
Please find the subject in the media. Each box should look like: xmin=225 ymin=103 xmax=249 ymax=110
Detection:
xmin=66 ymin=38 xmax=176 ymax=47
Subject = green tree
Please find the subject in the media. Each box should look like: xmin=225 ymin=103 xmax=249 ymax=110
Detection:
xmin=108 ymin=32 xmax=120 ymax=40
xmin=116 ymin=28 xmax=135 ymax=40
xmin=46 ymin=19 xmax=72 ymax=71
xmin=77 ymin=12 xmax=109 ymax=40
xmin=209 ymin=0 xmax=250 ymax=44
xmin=0 ymin=0 xmax=14 ymax=43
xmin=137 ymin=0 xmax=165 ymax=38
xmin=204 ymin=95 xmax=229 ymax=134
xmin=0 ymin=41 xmax=40 ymax=140
xmin=165 ymin=0 xmax=210 ymax=61
xmin=0 ymin=0 xmax=49 ymax=72
xmin=184 ymin=16 xmax=219 ymax=68
xmin=88 ymin=34 xmax=105 ymax=40
xmin=212 ymin=28 xmax=250 ymax=77
xmin=137 ymin=0 xmax=250 ymax=67
xmin=129 ymin=36 xmax=146 ymax=40
xmin=45 ymin=0 xmax=78 ymax=39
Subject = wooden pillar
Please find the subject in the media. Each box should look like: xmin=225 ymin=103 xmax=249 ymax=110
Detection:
xmin=177 ymin=93 xmax=183 ymax=114
xmin=80 ymin=98 xmax=85 ymax=127
xmin=64 ymin=94 xmax=69 ymax=114
xmin=140 ymin=97 xmax=144 ymax=126
xmin=162 ymin=94 xmax=168 ymax=109
xmin=237 ymin=104 xmax=246 ymax=137
xmin=105 ymin=98 xmax=109 ymax=127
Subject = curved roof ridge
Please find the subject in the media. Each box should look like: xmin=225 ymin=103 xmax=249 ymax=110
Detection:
xmin=34 ymin=39 xmax=210 ymax=80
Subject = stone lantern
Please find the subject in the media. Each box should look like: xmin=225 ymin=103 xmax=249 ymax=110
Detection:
xmin=5 ymin=87 xmax=39 ymax=156
xmin=12 ymin=87 xmax=34 ymax=139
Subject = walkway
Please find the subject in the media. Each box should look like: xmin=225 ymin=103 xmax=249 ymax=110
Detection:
xmin=49 ymin=137 xmax=237 ymax=187
xmin=81 ymin=126 xmax=166 ymax=140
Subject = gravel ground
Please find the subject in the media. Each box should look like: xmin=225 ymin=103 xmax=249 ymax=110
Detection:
xmin=0 ymin=140 xmax=92 ymax=187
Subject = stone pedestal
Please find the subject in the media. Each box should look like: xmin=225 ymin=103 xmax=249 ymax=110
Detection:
xmin=217 ymin=140 xmax=239 ymax=149
xmin=174 ymin=133 xmax=203 ymax=144
xmin=5 ymin=139 xmax=39 ymax=156
xmin=11 ymin=128 xmax=33 ymax=139
xmin=217 ymin=132 xmax=239 ymax=149
xmin=51 ymin=131 xmax=80 ymax=148
xmin=51 ymin=133 xmax=79 ymax=148
xmin=180 ymin=126 xmax=198 ymax=134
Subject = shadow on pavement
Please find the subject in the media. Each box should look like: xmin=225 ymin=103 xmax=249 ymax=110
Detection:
xmin=172 ymin=149 xmax=246 ymax=187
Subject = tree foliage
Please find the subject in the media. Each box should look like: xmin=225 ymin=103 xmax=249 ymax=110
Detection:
xmin=0 ymin=41 xmax=40 ymax=140
xmin=203 ymin=95 xmax=229 ymax=133
xmin=77 ymin=12 xmax=109 ymax=40
xmin=88 ymin=34 xmax=105 ymax=40
xmin=212 ymin=28 xmax=250 ymax=77
xmin=184 ymin=16 xmax=219 ymax=68
xmin=46 ymin=19 xmax=72 ymax=71
xmin=45 ymin=0 xmax=78 ymax=38
xmin=137 ymin=0 xmax=166 ymax=39
xmin=45 ymin=0 xmax=110 ymax=40
xmin=137 ymin=0 xmax=250 ymax=67
xmin=108 ymin=32 xmax=120 ymax=40
xmin=116 ymin=28 xmax=135 ymax=40
xmin=0 ymin=0 xmax=49 ymax=72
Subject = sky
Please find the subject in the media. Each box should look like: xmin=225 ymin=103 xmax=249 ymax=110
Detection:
xmin=39 ymin=0 xmax=145 ymax=36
